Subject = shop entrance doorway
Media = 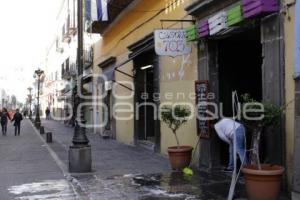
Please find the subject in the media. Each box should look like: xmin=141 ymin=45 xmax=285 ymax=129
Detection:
xmin=133 ymin=49 xmax=159 ymax=150
xmin=217 ymin=27 xmax=263 ymax=167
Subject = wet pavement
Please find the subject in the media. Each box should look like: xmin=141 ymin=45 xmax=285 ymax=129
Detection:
xmin=8 ymin=179 xmax=76 ymax=200
xmin=2 ymin=119 xmax=289 ymax=199
xmin=70 ymin=171 xmax=246 ymax=200
xmin=0 ymin=119 xmax=78 ymax=200
xmin=40 ymin=119 xmax=249 ymax=200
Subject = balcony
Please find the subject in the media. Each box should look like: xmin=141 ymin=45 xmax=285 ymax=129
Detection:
xmin=69 ymin=63 xmax=77 ymax=76
xmin=62 ymin=23 xmax=71 ymax=43
xmin=68 ymin=26 xmax=77 ymax=36
xmin=56 ymin=38 xmax=64 ymax=53
xmin=61 ymin=59 xmax=71 ymax=80
xmin=62 ymin=62 xmax=77 ymax=81
xmin=67 ymin=13 xmax=77 ymax=35
xmin=86 ymin=0 xmax=134 ymax=34
xmin=62 ymin=13 xmax=77 ymax=43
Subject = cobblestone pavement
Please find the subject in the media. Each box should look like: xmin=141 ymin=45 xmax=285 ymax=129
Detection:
xmin=0 ymin=119 xmax=78 ymax=200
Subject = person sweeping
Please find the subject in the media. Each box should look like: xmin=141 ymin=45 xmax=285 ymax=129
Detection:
xmin=213 ymin=118 xmax=248 ymax=172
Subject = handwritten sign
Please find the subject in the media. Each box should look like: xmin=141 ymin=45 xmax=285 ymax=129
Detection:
xmin=195 ymin=81 xmax=210 ymax=139
xmin=154 ymin=29 xmax=192 ymax=57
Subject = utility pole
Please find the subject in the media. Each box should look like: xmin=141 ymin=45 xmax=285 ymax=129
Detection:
xmin=69 ymin=0 xmax=92 ymax=173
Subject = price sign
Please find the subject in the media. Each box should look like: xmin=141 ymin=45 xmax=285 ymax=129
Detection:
xmin=154 ymin=29 xmax=192 ymax=57
xmin=195 ymin=80 xmax=210 ymax=139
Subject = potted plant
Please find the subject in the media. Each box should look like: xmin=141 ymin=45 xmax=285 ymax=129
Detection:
xmin=161 ymin=105 xmax=193 ymax=170
xmin=240 ymin=94 xmax=285 ymax=200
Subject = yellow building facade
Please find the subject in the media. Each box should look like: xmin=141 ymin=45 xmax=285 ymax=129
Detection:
xmin=92 ymin=0 xmax=200 ymax=165
xmin=92 ymin=0 xmax=299 ymax=196
xmin=284 ymin=1 xmax=300 ymax=198
xmin=284 ymin=2 xmax=295 ymax=191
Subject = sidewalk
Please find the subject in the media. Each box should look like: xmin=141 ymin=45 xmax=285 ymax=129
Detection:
xmin=40 ymin=119 xmax=249 ymax=199
xmin=0 ymin=119 xmax=77 ymax=200
xmin=40 ymin=119 xmax=171 ymax=177
xmin=1 ymin=118 xmax=288 ymax=199
xmin=36 ymin=119 xmax=291 ymax=199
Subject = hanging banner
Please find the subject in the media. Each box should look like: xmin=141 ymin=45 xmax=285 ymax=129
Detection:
xmin=154 ymin=29 xmax=192 ymax=57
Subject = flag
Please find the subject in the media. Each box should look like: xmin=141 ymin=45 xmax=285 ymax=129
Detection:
xmin=91 ymin=0 xmax=98 ymax=21
xmin=100 ymin=0 xmax=108 ymax=21
xmin=86 ymin=0 xmax=108 ymax=22
xmin=97 ymin=0 xmax=108 ymax=21
xmin=85 ymin=0 xmax=91 ymax=21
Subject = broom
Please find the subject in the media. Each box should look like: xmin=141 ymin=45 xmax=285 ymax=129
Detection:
xmin=182 ymin=135 xmax=201 ymax=176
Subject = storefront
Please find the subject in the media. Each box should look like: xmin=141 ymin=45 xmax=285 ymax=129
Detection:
xmin=97 ymin=57 xmax=117 ymax=138
xmin=126 ymin=35 xmax=161 ymax=151
xmin=185 ymin=0 xmax=285 ymax=169
xmin=92 ymin=0 xmax=199 ymax=161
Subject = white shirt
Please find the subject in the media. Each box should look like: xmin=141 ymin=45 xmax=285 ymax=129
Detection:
xmin=214 ymin=118 xmax=242 ymax=144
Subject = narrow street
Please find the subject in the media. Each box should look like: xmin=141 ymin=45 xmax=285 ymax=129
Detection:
xmin=1 ymin=0 xmax=299 ymax=199
xmin=0 ymin=119 xmax=290 ymax=199
xmin=0 ymin=119 xmax=77 ymax=200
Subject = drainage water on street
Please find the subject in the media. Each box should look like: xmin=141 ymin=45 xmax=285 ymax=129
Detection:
xmin=70 ymin=171 xmax=245 ymax=200
xmin=8 ymin=179 xmax=78 ymax=200
xmin=8 ymin=171 xmax=245 ymax=199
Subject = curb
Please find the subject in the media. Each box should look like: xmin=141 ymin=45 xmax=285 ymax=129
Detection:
xmin=28 ymin=120 xmax=91 ymax=200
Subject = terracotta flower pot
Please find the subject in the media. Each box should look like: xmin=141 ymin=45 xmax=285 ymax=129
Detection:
xmin=167 ymin=146 xmax=193 ymax=170
xmin=242 ymin=164 xmax=285 ymax=200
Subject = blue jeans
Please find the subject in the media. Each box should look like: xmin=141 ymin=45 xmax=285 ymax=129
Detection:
xmin=228 ymin=125 xmax=247 ymax=170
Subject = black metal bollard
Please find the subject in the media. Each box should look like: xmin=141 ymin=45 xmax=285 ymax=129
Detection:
xmin=46 ymin=132 xmax=52 ymax=143
xmin=40 ymin=126 xmax=45 ymax=134
xmin=35 ymin=122 xmax=41 ymax=129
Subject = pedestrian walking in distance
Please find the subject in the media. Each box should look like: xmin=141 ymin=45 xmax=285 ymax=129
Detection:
xmin=45 ymin=107 xmax=50 ymax=120
xmin=0 ymin=108 xmax=11 ymax=136
xmin=23 ymin=110 xmax=27 ymax=119
xmin=12 ymin=109 xmax=23 ymax=136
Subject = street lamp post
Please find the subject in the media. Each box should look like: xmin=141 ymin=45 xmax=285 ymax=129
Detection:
xmin=27 ymin=87 xmax=33 ymax=119
xmin=34 ymin=69 xmax=44 ymax=129
xmin=68 ymin=0 xmax=91 ymax=173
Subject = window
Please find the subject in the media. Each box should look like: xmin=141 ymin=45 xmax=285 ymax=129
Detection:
xmin=66 ymin=58 xmax=70 ymax=72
